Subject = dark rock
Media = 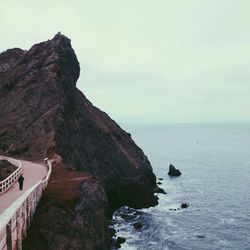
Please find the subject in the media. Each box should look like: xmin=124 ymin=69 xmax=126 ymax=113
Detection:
xmin=114 ymin=241 xmax=121 ymax=248
xmin=114 ymin=237 xmax=126 ymax=248
xmin=169 ymin=208 xmax=180 ymax=211
xmin=181 ymin=203 xmax=189 ymax=209
xmin=153 ymin=185 xmax=167 ymax=194
xmin=133 ymin=222 xmax=143 ymax=229
xmin=0 ymin=33 xmax=159 ymax=250
xmin=157 ymin=181 xmax=162 ymax=185
xmin=168 ymin=164 xmax=182 ymax=176
xmin=121 ymin=214 xmax=136 ymax=221
xmin=196 ymin=235 xmax=205 ymax=238
xmin=116 ymin=237 xmax=126 ymax=244
xmin=158 ymin=178 xmax=164 ymax=180
xmin=109 ymin=227 xmax=116 ymax=237
xmin=116 ymin=207 xmax=143 ymax=223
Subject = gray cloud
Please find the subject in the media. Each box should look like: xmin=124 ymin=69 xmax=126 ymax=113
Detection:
xmin=1 ymin=0 xmax=250 ymax=123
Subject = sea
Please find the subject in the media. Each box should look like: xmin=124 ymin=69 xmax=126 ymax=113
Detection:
xmin=112 ymin=123 xmax=250 ymax=250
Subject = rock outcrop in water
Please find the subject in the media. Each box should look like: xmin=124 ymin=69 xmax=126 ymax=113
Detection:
xmin=168 ymin=164 xmax=182 ymax=176
xmin=0 ymin=33 xmax=159 ymax=250
xmin=181 ymin=203 xmax=189 ymax=209
xmin=133 ymin=222 xmax=143 ymax=229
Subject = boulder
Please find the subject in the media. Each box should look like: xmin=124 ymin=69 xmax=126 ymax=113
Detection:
xmin=109 ymin=227 xmax=116 ymax=237
xmin=133 ymin=222 xmax=143 ymax=229
xmin=169 ymin=208 xmax=180 ymax=211
xmin=153 ymin=185 xmax=166 ymax=194
xmin=121 ymin=214 xmax=136 ymax=221
xmin=168 ymin=164 xmax=182 ymax=176
xmin=196 ymin=235 xmax=205 ymax=238
xmin=181 ymin=203 xmax=189 ymax=208
xmin=115 ymin=236 xmax=126 ymax=248
xmin=116 ymin=237 xmax=126 ymax=244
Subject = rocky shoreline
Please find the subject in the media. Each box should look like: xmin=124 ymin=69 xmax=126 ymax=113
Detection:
xmin=0 ymin=34 xmax=161 ymax=249
xmin=110 ymin=164 xmax=186 ymax=248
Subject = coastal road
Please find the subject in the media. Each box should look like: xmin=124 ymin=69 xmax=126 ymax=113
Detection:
xmin=0 ymin=156 xmax=47 ymax=214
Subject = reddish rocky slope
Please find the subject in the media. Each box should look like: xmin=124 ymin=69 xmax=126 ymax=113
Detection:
xmin=0 ymin=34 xmax=159 ymax=250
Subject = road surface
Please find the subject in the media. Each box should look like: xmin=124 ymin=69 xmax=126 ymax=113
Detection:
xmin=0 ymin=156 xmax=47 ymax=214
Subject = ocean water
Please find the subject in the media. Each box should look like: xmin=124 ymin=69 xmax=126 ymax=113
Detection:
xmin=112 ymin=123 xmax=250 ymax=250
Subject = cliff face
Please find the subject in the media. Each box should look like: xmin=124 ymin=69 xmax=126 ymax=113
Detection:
xmin=0 ymin=34 xmax=158 ymax=249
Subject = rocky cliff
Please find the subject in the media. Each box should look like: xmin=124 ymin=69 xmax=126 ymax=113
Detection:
xmin=0 ymin=33 xmax=159 ymax=250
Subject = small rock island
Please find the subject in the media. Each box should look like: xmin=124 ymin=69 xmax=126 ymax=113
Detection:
xmin=168 ymin=164 xmax=182 ymax=176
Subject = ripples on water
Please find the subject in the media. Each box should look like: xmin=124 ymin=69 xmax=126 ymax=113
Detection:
xmin=112 ymin=123 xmax=250 ymax=250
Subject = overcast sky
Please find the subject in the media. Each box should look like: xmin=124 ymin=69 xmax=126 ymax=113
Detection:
xmin=1 ymin=1 xmax=250 ymax=123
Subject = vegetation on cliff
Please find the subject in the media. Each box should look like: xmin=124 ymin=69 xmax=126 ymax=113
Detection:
xmin=0 ymin=160 xmax=17 ymax=181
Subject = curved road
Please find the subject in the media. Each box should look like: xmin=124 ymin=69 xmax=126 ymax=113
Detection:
xmin=0 ymin=156 xmax=47 ymax=214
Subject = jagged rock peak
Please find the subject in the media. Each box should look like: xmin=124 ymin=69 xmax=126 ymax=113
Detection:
xmin=28 ymin=32 xmax=72 ymax=53
xmin=0 ymin=33 xmax=80 ymax=158
xmin=53 ymin=32 xmax=70 ymax=42
xmin=0 ymin=33 xmax=80 ymax=82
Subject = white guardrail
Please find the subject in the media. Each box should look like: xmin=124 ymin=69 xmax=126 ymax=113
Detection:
xmin=0 ymin=158 xmax=52 ymax=250
xmin=0 ymin=157 xmax=22 ymax=194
